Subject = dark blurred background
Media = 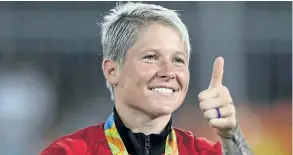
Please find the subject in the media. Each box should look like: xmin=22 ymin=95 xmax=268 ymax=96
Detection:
xmin=0 ymin=1 xmax=291 ymax=155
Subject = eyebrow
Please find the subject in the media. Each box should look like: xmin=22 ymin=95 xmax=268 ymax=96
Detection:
xmin=140 ymin=48 xmax=187 ymax=56
xmin=174 ymin=51 xmax=188 ymax=59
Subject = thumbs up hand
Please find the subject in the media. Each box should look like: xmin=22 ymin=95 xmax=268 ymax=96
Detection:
xmin=198 ymin=57 xmax=237 ymax=138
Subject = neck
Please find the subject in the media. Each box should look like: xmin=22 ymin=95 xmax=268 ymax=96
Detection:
xmin=115 ymin=103 xmax=171 ymax=135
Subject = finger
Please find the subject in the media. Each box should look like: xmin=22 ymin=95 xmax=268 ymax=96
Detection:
xmin=198 ymin=86 xmax=232 ymax=110
xmin=203 ymin=104 xmax=235 ymax=120
xmin=218 ymin=86 xmax=233 ymax=106
xmin=209 ymin=117 xmax=236 ymax=130
xmin=199 ymin=98 xmax=223 ymax=111
xmin=198 ymin=88 xmax=218 ymax=102
xmin=209 ymin=57 xmax=224 ymax=88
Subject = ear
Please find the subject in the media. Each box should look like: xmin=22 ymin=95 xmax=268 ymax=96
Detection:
xmin=102 ymin=59 xmax=120 ymax=87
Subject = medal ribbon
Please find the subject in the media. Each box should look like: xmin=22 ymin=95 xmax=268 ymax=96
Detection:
xmin=104 ymin=113 xmax=178 ymax=155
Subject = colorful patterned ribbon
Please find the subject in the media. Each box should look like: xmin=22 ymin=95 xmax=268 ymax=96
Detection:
xmin=104 ymin=113 xmax=178 ymax=155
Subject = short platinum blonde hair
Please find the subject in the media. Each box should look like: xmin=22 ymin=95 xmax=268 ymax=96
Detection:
xmin=100 ymin=2 xmax=191 ymax=100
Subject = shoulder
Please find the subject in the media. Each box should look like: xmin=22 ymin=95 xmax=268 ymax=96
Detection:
xmin=40 ymin=122 xmax=108 ymax=155
xmin=174 ymin=127 xmax=223 ymax=155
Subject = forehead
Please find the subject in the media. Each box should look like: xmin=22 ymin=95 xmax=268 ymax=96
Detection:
xmin=129 ymin=23 xmax=187 ymax=55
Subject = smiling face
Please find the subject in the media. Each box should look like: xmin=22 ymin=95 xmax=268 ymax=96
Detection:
xmin=108 ymin=22 xmax=190 ymax=117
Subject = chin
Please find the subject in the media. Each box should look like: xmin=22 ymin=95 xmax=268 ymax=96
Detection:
xmin=149 ymin=102 xmax=179 ymax=116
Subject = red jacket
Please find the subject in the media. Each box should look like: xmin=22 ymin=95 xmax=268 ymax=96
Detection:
xmin=41 ymin=122 xmax=222 ymax=155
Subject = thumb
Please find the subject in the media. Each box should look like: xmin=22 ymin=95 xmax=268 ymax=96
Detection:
xmin=209 ymin=56 xmax=224 ymax=88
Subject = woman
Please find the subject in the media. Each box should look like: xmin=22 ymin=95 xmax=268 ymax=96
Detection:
xmin=41 ymin=2 xmax=253 ymax=155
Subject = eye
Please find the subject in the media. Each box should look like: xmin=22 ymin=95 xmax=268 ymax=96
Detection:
xmin=143 ymin=55 xmax=157 ymax=61
xmin=173 ymin=57 xmax=185 ymax=64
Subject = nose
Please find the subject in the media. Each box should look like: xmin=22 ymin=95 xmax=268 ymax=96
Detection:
xmin=157 ymin=61 xmax=176 ymax=80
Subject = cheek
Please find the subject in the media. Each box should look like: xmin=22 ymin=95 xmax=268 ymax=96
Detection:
xmin=136 ymin=65 xmax=158 ymax=79
xmin=117 ymin=64 xmax=136 ymax=88
xmin=177 ymin=68 xmax=190 ymax=88
xmin=120 ymin=62 xmax=158 ymax=88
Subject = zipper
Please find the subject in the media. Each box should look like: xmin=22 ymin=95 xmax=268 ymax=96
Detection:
xmin=144 ymin=135 xmax=151 ymax=155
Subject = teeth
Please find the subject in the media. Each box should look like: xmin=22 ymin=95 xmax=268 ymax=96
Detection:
xmin=151 ymin=87 xmax=173 ymax=94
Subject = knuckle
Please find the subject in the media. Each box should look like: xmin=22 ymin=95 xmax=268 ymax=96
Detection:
xmin=203 ymin=111 xmax=209 ymax=119
xmin=224 ymin=105 xmax=234 ymax=116
xmin=221 ymin=97 xmax=232 ymax=106
xmin=198 ymin=89 xmax=211 ymax=101
xmin=219 ymin=98 xmax=226 ymax=106
xmin=221 ymin=86 xmax=231 ymax=96
xmin=227 ymin=105 xmax=234 ymax=112
xmin=222 ymin=86 xmax=229 ymax=92
xmin=199 ymin=100 xmax=209 ymax=111
xmin=228 ymin=117 xmax=237 ymax=128
xmin=198 ymin=91 xmax=205 ymax=101
xmin=209 ymin=119 xmax=215 ymax=126
xmin=231 ymin=107 xmax=236 ymax=114
xmin=214 ymin=99 xmax=222 ymax=109
xmin=205 ymin=110 xmax=215 ymax=119
xmin=228 ymin=104 xmax=235 ymax=113
xmin=199 ymin=101 xmax=205 ymax=110
xmin=228 ymin=97 xmax=233 ymax=104
xmin=198 ymin=94 xmax=203 ymax=101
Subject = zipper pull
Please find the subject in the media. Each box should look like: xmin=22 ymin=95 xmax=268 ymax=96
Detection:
xmin=145 ymin=135 xmax=151 ymax=155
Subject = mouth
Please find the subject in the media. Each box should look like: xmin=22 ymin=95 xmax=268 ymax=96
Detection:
xmin=148 ymin=86 xmax=178 ymax=95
